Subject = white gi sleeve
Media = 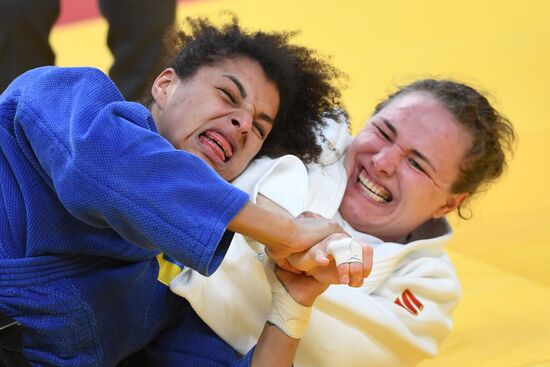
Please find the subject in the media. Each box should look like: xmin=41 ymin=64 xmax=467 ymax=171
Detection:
xmin=295 ymin=252 xmax=461 ymax=367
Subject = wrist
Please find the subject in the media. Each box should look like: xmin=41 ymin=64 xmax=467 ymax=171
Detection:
xmin=262 ymin=258 xmax=313 ymax=339
xmin=268 ymin=285 xmax=312 ymax=339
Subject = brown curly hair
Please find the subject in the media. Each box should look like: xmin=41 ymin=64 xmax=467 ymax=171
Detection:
xmin=145 ymin=14 xmax=346 ymax=164
xmin=374 ymin=79 xmax=516 ymax=219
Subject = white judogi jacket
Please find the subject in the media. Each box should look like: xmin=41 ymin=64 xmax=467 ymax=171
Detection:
xmin=171 ymin=120 xmax=461 ymax=367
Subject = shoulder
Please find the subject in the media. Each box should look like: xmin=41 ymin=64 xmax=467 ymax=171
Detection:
xmin=7 ymin=66 xmax=122 ymax=104
xmin=232 ymin=155 xmax=309 ymax=216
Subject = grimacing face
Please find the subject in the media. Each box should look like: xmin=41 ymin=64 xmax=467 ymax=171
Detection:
xmin=340 ymin=92 xmax=471 ymax=241
xmin=151 ymin=56 xmax=280 ymax=181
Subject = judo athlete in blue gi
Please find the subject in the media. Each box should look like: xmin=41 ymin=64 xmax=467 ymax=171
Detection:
xmin=0 ymin=16 xmax=347 ymax=366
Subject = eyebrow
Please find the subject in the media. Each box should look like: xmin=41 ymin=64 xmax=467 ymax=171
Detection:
xmin=222 ymin=74 xmax=275 ymax=125
xmin=223 ymin=74 xmax=247 ymax=98
xmin=381 ymin=118 xmax=436 ymax=172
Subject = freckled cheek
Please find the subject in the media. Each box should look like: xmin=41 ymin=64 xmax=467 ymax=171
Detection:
xmin=349 ymin=135 xmax=368 ymax=151
xmin=395 ymin=170 xmax=422 ymax=201
xmin=352 ymin=136 xmax=382 ymax=160
xmin=401 ymin=180 xmax=437 ymax=212
xmin=344 ymin=144 xmax=362 ymax=172
xmin=343 ymin=156 xmax=354 ymax=179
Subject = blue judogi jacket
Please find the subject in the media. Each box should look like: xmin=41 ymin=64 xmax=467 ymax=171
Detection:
xmin=0 ymin=66 xmax=248 ymax=271
xmin=0 ymin=66 xmax=253 ymax=366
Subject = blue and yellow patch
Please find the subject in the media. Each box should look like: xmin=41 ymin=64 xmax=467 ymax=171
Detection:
xmin=156 ymin=253 xmax=184 ymax=286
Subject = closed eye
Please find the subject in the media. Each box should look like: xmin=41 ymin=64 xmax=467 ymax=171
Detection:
xmin=408 ymin=157 xmax=442 ymax=188
xmin=374 ymin=123 xmax=392 ymax=142
xmin=407 ymin=157 xmax=423 ymax=171
xmin=407 ymin=157 xmax=433 ymax=180
xmin=217 ymin=88 xmax=237 ymax=104
xmin=253 ymin=122 xmax=266 ymax=139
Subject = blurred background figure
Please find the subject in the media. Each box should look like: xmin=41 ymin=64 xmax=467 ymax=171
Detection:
xmin=0 ymin=0 xmax=176 ymax=100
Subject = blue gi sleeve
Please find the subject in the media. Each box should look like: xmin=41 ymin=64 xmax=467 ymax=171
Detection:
xmin=6 ymin=66 xmax=249 ymax=275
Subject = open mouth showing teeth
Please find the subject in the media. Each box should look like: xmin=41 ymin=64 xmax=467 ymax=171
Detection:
xmin=358 ymin=170 xmax=392 ymax=203
xmin=199 ymin=131 xmax=233 ymax=162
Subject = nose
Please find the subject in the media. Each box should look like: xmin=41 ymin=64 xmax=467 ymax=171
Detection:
xmin=372 ymin=145 xmax=402 ymax=177
xmin=230 ymin=108 xmax=254 ymax=134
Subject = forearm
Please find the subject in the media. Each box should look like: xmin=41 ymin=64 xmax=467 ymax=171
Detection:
xmin=251 ymin=322 xmax=300 ymax=367
xmin=246 ymin=261 xmax=325 ymax=366
xmin=227 ymin=201 xmax=296 ymax=257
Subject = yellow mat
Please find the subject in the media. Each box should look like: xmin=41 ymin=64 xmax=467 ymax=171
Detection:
xmin=50 ymin=1 xmax=550 ymax=365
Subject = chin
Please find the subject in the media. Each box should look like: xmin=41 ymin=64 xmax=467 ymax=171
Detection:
xmin=221 ymin=172 xmax=234 ymax=181
xmin=346 ymin=198 xmax=391 ymax=220
xmin=341 ymin=203 xmax=390 ymax=231
xmin=340 ymin=203 xmax=370 ymax=228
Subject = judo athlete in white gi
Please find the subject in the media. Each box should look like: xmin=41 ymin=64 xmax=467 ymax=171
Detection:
xmin=171 ymin=79 xmax=516 ymax=367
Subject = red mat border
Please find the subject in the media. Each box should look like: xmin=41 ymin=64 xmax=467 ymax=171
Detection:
xmin=57 ymin=0 xmax=198 ymax=26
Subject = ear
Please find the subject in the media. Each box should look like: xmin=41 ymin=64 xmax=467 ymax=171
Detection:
xmin=151 ymin=68 xmax=177 ymax=108
xmin=432 ymin=192 xmax=469 ymax=218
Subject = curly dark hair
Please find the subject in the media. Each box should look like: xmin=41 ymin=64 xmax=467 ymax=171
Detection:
xmin=374 ymin=79 xmax=516 ymax=219
xmin=148 ymin=14 xmax=345 ymax=164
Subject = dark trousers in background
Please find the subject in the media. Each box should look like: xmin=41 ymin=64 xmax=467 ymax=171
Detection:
xmin=0 ymin=0 xmax=176 ymax=101
xmin=0 ymin=311 xmax=31 ymax=367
